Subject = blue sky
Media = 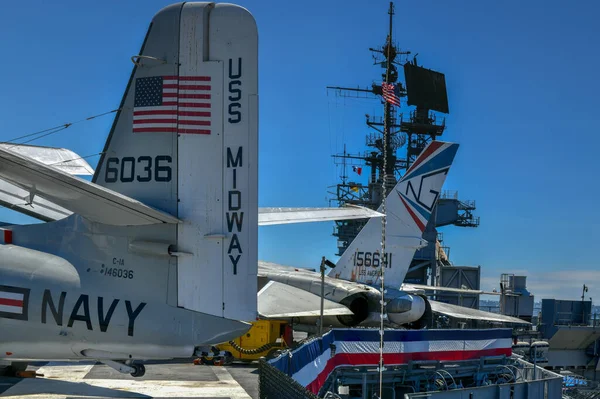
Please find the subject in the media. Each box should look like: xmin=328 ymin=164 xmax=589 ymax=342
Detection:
xmin=0 ymin=0 xmax=598 ymax=302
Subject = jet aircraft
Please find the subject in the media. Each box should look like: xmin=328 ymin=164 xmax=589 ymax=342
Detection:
xmin=0 ymin=2 xmax=382 ymax=377
xmin=257 ymin=141 xmax=530 ymax=330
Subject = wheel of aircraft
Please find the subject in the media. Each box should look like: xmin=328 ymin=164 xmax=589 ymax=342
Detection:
xmin=10 ymin=362 xmax=28 ymax=375
xmin=0 ymin=362 xmax=28 ymax=377
xmin=129 ymin=363 xmax=145 ymax=378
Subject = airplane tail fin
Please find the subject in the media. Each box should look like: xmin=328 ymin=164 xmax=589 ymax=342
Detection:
xmin=329 ymin=141 xmax=459 ymax=288
xmin=93 ymin=3 xmax=258 ymax=321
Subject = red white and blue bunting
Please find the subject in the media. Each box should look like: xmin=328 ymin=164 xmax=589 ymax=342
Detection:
xmin=269 ymin=329 xmax=513 ymax=395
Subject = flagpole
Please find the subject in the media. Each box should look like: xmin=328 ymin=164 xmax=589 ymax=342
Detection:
xmin=379 ymin=2 xmax=394 ymax=398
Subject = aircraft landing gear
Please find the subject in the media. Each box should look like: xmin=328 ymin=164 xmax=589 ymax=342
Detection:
xmin=193 ymin=346 xmax=233 ymax=366
xmin=0 ymin=362 xmax=28 ymax=377
xmin=129 ymin=363 xmax=145 ymax=378
xmin=100 ymin=359 xmax=146 ymax=378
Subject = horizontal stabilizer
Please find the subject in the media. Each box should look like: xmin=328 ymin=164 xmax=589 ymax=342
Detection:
xmin=258 ymin=206 xmax=383 ymax=226
xmin=0 ymin=146 xmax=179 ymax=225
xmin=430 ymin=300 xmax=530 ymax=325
xmin=0 ymin=183 xmax=382 ymax=226
xmin=0 ymin=143 xmax=94 ymax=175
xmin=403 ymin=283 xmax=503 ymax=296
xmin=258 ymin=281 xmax=353 ymax=318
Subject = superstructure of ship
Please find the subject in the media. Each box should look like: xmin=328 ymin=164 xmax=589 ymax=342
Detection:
xmin=327 ymin=2 xmax=480 ymax=298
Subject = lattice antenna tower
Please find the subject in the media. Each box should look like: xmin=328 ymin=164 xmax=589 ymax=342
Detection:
xmin=326 ymin=1 xmax=450 ymax=257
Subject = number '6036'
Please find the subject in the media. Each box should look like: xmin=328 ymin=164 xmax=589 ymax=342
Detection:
xmin=105 ymin=156 xmax=172 ymax=183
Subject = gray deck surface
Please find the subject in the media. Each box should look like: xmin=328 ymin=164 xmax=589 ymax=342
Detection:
xmin=0 ymin=360 xmax=258 ymax=398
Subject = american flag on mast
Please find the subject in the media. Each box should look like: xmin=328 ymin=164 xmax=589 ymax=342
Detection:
xmin=133 ymin=75 xmax=212 ymax=135
xmin=381 ymin=82 xmax=401 ymax=107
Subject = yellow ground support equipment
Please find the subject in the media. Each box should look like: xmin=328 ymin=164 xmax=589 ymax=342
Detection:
xmin=217 ymin=319 xmax=291 ymax=362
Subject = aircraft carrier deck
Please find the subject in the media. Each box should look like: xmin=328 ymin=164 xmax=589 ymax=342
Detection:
xmin=0 ymin=361 xmax=259 ymax=399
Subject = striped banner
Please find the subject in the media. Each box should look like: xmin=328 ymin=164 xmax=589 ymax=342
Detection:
xmin=269 ymin=329 xmax=512 ymax=395
xmin=0 ymin=285 xmax=30 ymax=321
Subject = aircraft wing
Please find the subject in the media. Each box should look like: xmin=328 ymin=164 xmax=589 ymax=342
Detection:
xmin=258 ymin=281 xmax=354 ymax=318
xmin=0 ymin=192 xmax=383 ymax=227
xmin=0 ymin=146 xmax=382 ymax=226
xmin=0 ymin=143 xmax=95 ymax=175
xmin=429 ymin=300 xmax=530 ymax=325
xmin=403 ymin=283 xmax=503 ymax=296
xmin=258 ymin=206 xmax=383 ymax=226
xmin=0 ymin=145 xmax=180 ymax=226
xmin=0 ymin=145 xmax=91 ymax=221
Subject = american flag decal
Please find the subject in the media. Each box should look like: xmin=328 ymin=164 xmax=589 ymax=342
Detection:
xmin=0 ymin=285 xmax=29 ymax=321
xmin=133 ymin=75 xmax=212 ymax=135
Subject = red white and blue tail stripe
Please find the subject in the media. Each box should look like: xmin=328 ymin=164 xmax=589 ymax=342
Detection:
xmin=397 ymin=141 xmax=459 ymax=233
xmin=329 ymin=141 xmax=458 ymax=288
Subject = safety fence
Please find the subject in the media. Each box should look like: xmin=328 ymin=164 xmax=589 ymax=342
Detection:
xmin=263 ymin=328 xmax=513 ymax=397
xmin=258 ymin=356 xmax=319 ymax=399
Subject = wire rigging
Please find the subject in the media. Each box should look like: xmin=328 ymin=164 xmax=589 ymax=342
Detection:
xmin=4 ymin=109 xmax=119 ymax=149
xmin=49 ymin=152 xmax=104 ymax=166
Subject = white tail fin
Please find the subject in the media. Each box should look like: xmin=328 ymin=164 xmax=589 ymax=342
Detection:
xmin=329 ymin=141 xmax=459 ymax=288
xmin=93 ymin=3 xmax=258 ymax=321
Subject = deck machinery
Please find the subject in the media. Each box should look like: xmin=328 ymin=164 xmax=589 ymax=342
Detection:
xmin=327 ymin=2 xmax=479 ymax=289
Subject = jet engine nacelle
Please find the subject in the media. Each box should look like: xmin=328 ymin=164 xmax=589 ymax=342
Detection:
xmin=336 ymin=294 xmax=371 ymax=327
xmin=336 ymin=292 xmax=433 ymax=329
xmin=387 ymin=294 xmax=433 ymax=329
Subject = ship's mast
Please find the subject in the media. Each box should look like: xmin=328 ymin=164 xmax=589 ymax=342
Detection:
xmin=382 ymin=3 xmax=396 ymax=194
xmin=327 ymin=3 xmax=410 ymax=257
xmin=379 ymin=4 xmax=395 ymax=395
xmin=327 ymin=1 xmax=481 ymax=333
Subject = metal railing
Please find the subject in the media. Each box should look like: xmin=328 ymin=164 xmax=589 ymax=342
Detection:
xmin=259 ymin=357 xmax=319 ymax=399
xmin=440 ymin=190 xmax=458 ymax=200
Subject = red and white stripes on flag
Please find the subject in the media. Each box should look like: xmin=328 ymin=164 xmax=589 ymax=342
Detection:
xmin=0 ymin=286 xmax=29 ymax=320
xmin=133 ymin=75 xmax=212 ymax=135
xmin=382 ymin=82 xmax=401 ymax=107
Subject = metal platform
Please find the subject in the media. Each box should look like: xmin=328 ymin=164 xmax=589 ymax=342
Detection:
xmin=549 ymin=326 xmax=600 ymax=351
xmin=328 ymin=357 xmax=562 ymax=399
xmin=0 ymin=360 xmax=258 ymax=398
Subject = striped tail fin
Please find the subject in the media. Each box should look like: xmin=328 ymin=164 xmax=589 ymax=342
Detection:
xmin=329 ymin=141 xmax=459 ymax=288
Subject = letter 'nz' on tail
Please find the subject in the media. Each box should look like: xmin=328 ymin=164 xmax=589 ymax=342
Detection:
xmin=330 ymin=141 xmax=459 ymax=288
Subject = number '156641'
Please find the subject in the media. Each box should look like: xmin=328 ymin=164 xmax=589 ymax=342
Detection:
xmin=353 ymin=251 xmax=393 ymax=268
